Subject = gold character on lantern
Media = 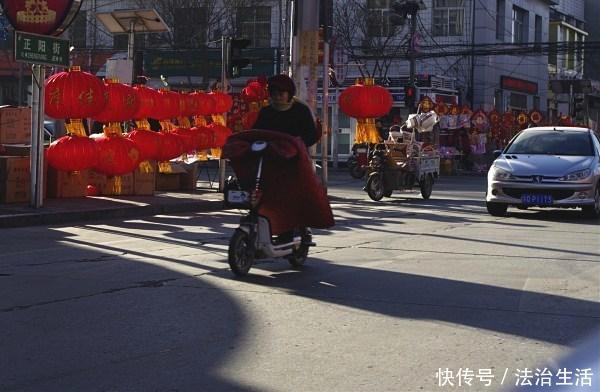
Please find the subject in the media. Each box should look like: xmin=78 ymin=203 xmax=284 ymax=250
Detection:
xmin=17 ymin=0 xmax=57 ymax=24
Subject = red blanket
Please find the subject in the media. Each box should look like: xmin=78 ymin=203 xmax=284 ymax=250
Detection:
xmin=222 ymin=130 xmax=335 ymax=235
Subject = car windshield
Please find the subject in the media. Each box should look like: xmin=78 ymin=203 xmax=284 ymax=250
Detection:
xmin=505 ymin=130 xmax=594 ymax=156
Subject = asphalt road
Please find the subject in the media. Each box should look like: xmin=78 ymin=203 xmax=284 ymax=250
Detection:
xmin=1 ymin=175 xmax=599 ymax=392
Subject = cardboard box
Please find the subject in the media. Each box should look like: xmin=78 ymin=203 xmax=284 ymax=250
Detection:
xmin=134 ymin=161 xmax=156 ymax=195
xmin=101 ymin=173 xmax=134 ymax=196
xmin=155 ymin=172 xmax=181 ymax=191
xmin=87 ymin=169 xmax=107 ymax=190
xmin=0 ymin=155 xmax=46 ymax=203
xmin=0 ymin=106 xmax=32 ymax=144
xmin=180 ymin=163 xmax=198 ymax=191
xmin=47 ymin=168 xmax=89 ymax=198
xmin=0 ymin=144 xmax=31 ymax=156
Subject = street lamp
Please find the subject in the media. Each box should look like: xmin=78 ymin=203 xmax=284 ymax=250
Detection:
xmin=95 ymin=9 xmax=169 ymax=83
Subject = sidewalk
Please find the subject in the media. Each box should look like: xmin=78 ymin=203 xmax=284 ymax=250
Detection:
xmin=0 ymin=169 xmax=353 ymax=229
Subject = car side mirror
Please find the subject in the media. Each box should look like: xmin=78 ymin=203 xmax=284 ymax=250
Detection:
xmin=493 ymin=150 xmax=502 ymax=159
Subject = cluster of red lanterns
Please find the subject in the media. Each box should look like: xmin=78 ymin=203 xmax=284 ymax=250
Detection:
xmin=44 ymin=66 xmax=234 ymax=177
xmin=228 ymin=78 xmax=269 ymax=132
xmin=339 ymin=77 xmax=392 ymax=144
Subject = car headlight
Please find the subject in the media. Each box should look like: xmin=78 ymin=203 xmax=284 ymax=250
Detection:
xmin=559 ymin=169 xmax=592 ymax=181
xmin=491 ymin=166 xmax=514 ymax=181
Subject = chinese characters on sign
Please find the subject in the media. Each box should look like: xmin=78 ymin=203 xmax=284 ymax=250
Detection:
xmin=13 ymin=30 xmax=69 ymax=67
xmin=436 ymin=367 xmax=594 ymax=388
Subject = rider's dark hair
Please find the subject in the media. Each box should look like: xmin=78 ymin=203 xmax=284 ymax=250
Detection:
xmin=268 ymin=74 xmax=296 ymax=101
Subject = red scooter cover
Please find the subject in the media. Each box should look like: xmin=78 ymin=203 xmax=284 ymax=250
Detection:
xmin=222 ymin=130 xmax=335 ymax=235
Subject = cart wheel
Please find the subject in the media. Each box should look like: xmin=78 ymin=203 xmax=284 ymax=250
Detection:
xmin=366 ymin=173 xmax=385 ymax=201
xmin=420 ymin=174 xmax=433 ymax=200
xmin=350 ymin=164 xmax=366 ymax=179
xmin=384 ymin=190 xmax=393 ymax=197
xmin=228 ymin=229 xmax=253 ymax=276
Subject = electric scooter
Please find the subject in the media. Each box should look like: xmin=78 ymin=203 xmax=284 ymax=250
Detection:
xmin=225 ymin=140 xmax=315 ymax=276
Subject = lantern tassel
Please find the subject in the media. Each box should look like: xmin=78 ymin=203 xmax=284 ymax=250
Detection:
xmin=135 ymin=119 xmax=151 ymax=130
xmin=138 ymin=160 xmax=154 ymax=174
xmin=159 ymin=120 xmax=176 ymax=131
xmin=355 ymin=118 xmax=381 ymax=144
xmin=107 ymin=176 xmax=122 ymax=195
xmin=193 ymin=116 xmax=207 ymax=127
xmin=211 ymin=114 xmax=226 ymax=126
xmin=103 ymin=122 xmax=123 ymax=137
xmin=177 ymin=117 xmax=192 ymax=128
xmin=210 ymin=148 xmax=222 ymax=158
xmin=158 ymin=161 xmax=173 ymax=173
xmin=65 ymin=119 xmax=87 ymax=137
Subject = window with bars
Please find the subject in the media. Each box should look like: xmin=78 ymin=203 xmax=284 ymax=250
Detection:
xmin=432 ymin=0 xmax=464 ymax=37
xmin=366 ymin=0 xmax=393 ymax=37
xmin=236 ymin=7 xmax=271 ymax=48
xmin=70 ymin=10 xmax=87 ymax=49
xmin=174 ymin=7 xmax=208 ymax=48
xmin=512 ymin=5 xmax=528 ymax=43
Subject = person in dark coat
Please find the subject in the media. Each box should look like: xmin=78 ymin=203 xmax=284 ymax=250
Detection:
xmin=252 ymin=74 xmax=318 ymax=148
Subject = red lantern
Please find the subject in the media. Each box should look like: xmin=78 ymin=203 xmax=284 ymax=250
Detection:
xmin=154 ymin=89 xmax=180 ymax=120
xmin=132 ymin=85 xmax=159 ymax=120
xmin=182 ymin=93 xmax=199 ymax=117
xmin=155 ymin=132 xmax=184 ymax=161
xmin=192 ymin=92 xmax=216 ymax=116
xmin=92 ymin=79 xmax=139 ymax=123
xmin=127 ymin=129 xmax=161 ymax=161
xmin=208 ymin=91 xmax=233 ymax=114
xmin=171 ymin=127 xmax=197 ymax=153
xmin=529 ymin=110 xmax=543 ymax=125
xmin=241 ymin=81 xmax=268 ymax=103
xmin=44 ymin=66 xmax=107 ymax=121
xmin=449 ymin=104 xmax=460 ymax=116
xmin=489 ymin=109 xmax=501 ymax=125
xmin=193 ymin=126 xmax=215 ymax=150
xmin=86 ymin=185 xmax=99 ymax=196
xmin=46 ymin=135 xmax=99 ymax=171
xmin=502 ymin=112 xmax=515 ymax=128
xmin=94 ymin=135 xmax=141 ymax=176
xmin=517 ymin=112 xmax=529 ymax=126
xmin=339 ymin=81 xmax=392 ymax=119
xmin=242 ymin=111 xmax=259 ymax=130
xmin=208 ymin=123 xmax=232 ymax=147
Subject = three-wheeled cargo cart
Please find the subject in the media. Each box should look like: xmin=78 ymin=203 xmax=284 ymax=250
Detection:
xmin=364 ymin=111 xmax=441 ymax=201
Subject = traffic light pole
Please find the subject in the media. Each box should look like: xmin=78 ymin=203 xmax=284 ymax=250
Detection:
xmin=408 ymin=9 xmax=417 ymax=113
xmin=218 ymin=36 xmax=230 ymax=192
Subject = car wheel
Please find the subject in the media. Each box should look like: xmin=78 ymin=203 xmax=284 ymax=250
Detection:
xmin=581 ymin=184 xmax=600 ymax=219
xmin=486 ymin=201 xmax=508 ymax=217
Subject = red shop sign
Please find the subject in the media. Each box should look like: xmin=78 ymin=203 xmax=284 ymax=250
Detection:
xmin=1 ymin=0 xmax=83 ymax=36
xmin=500 ymin=76 xmax=538 ymax=95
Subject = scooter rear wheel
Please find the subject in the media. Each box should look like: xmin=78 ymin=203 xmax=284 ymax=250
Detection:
xmin=228 ymin=229 xmax=253 ymax=276
xmin=287 ymin=244 xmax=308 ymax=268
xmin=366 ymin=173 xmax=385 ymax=201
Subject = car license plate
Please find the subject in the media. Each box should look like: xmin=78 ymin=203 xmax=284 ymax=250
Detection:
xmin=521 ymin=194 xmax=553 ymax=205
xmin=227 ymin=190 xmax=250 ymax=204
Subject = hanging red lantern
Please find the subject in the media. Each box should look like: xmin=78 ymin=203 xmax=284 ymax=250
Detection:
xmin=171 ymin=127 xmax=197 ymax=153
xmin=132 ymin=85 xmax=159 ymax=120
xmin=208 ymin=123 xmax=232 ymax=147
xmin=434 ymin=102 xmax=448 ymax=115
xmin=44 ymin=66 xmax=106 ymax=120
xmin=182 ymin=93 xmax=199 ymax=117
xmin=92 ymin=79 xmax=139 ymax=124
xmin=93 ymin=135 xmax=141 ymax=176
xmin=154 ymin=89 xmax=180 ymax=120
xmin=193 ymin=126 xmax=215 ymax=150
xmin=449 ymin=104 xmax=460 ymax=116
xmin=241 ymin=81 xmax=268 ymax=103
xmin=208 ymin=91 xmax=234 ymax=114
xmin=338 ymin=78 xmax=392 ymax=144
xmin=155 ymin=131 xmax=185 ymax=162
xmin=192 ymin=91 xmax=217 ymax=116
xmin=126 ymin=129 xmax=161 ymax=161
xmin=242 ymin=111 xmax=259 ymax=130
xmin=502 ymin=112 xmax=515 ymax=128
xmin=517 ymin=112 xmax=529 ymax=127
xmin=529 ymin=110 xmax=543 ymax=125
xmin=46 ymin=135 xmax=99 ymax=172
xmin=489 ymin=109 xmax=501 ymax=125
xmin=471 ymin=109 xmax=489 ymax=130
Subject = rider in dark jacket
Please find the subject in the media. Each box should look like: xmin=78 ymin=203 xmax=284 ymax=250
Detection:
xmin=252 ymin=74 xmax=318 ymax=147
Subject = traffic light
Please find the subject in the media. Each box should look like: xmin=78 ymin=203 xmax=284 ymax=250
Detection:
xmin=404 ymin=85 xmax=418 ymax=108
xmin=228 ymin=38 xmax=250 ymax=78
xmin=572 ymin=95 xmax=585 ymax=121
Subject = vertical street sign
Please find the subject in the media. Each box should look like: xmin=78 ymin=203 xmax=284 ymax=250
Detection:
xmin=14 ymin=30 xmax=70 ymax=68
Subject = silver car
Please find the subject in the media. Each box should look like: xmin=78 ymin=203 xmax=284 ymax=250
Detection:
xmin=486 ymin=126 xmax=600 ymax=218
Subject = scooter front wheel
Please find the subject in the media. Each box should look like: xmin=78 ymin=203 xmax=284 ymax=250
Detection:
xmin=228 ymin=229 xmax=254 ymax=276
xmin=366 ymin=172 xmax=385 ymax=201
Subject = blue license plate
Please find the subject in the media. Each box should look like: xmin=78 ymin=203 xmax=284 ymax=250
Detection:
xmin=521 ymin=194 xmax=553 ymax=205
